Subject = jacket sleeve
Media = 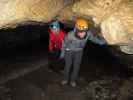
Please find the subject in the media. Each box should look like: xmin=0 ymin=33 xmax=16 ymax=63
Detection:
xmin=87 ymin=31 xmax=107 ymax=45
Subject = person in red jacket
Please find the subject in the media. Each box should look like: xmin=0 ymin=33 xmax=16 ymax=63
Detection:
xmin=49 ymin=20 xmax=65 ymax=53
xmin=48 ymin=20 xmax=65 ymax=71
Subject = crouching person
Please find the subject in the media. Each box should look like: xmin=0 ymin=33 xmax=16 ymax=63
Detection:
xmin=61 ymin=18 xmax=106 ymax=87
xmin=48 ymin=20 xmax=65 ymax=71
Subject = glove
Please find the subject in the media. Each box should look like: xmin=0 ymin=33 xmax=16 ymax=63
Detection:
xmin=60 ymin=50 xmax=65 ymax=59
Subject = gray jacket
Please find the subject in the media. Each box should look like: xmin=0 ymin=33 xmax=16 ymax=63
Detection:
xmin=62 ymin=31 xmax=106 ymax=52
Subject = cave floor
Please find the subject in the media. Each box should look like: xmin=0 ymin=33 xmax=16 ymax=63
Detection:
xmin=6 ymin=66 xmax=89 ymax=100
xmin=0 ymin=42 xmax=133 ymax=100
xmin=3 ymin=61 xmax=133 ymax=100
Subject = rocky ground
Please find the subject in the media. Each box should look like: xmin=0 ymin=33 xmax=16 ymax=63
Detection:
xmin=0 ymin=41 xmax=133 ymax=100
xmin=1 ymin=65 xmax=133 ymax=100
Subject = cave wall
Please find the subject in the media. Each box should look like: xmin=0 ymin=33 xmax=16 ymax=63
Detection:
xmin=73 ymin=0 xmax=133 ymax=45
xmin=0 ymin=0 xmax=64 ymax=28
xmin=0 ymin=0 xmax=133 ymax=48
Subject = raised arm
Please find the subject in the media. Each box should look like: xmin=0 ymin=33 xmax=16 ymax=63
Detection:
xmin=87 ymin=31 xmax=107 ymax=45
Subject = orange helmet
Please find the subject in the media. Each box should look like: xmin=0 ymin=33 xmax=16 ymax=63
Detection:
xmin=75 ymin=18 xmax=88 ymax=31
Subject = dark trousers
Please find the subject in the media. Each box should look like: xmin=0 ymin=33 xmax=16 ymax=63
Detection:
xmin=64 ymin=50 xmax=83 ymax=82
xmin=49 ymin=50 xmax=61 ymax=59
xmin=48 ymin=50 xmax=61 ymax=70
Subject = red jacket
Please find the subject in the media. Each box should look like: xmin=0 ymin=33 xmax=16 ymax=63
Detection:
xmin=49 ymin=29 xmax=65 ymax=51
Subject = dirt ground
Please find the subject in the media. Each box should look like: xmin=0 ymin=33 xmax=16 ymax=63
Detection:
xmin=1 ymin=64 xmax=133 ymax=100
xmin=0 ymin=41 xmax=133 ymax=100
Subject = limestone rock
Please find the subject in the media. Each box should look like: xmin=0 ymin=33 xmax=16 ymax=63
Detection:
xmin=0 ymin=0 xmax=133 ymax=52
xmin=57 ymin=5 xmax=74 ymax=24
xmin=0 ymin=0 xmax=64 ymax=28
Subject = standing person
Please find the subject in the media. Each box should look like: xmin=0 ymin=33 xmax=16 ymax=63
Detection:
xmin=48 ymin=20 xmax=65 ymax=71
xmin=60 ymin=18 xmax=106 ymax=87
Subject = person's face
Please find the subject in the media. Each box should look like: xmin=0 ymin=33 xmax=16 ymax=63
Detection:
xmin=51 ymin=28 xmax=59 ymax=34
xmin=77 ymin=31 xmax=86 ymax=39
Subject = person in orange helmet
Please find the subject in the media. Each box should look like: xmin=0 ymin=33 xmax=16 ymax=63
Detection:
xmin=60 ymin=18 xmax=106 ymax=87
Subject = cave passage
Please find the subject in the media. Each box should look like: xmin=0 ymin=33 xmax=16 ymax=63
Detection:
xmin=0 ymin=24 xmax=132 ymax=81
xmin=0 ymin=24 xmax=133 ymax=100
xmin=0 ymin=24 xmax=48 ymax=81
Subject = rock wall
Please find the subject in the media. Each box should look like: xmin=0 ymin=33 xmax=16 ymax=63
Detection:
xmin=0 ymin=0 xmax=133 ymax=49
xmin=0 ymin=0 xmax=64 ymax=28
xmin=73 ymin=0 xmax=133 ymax=45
